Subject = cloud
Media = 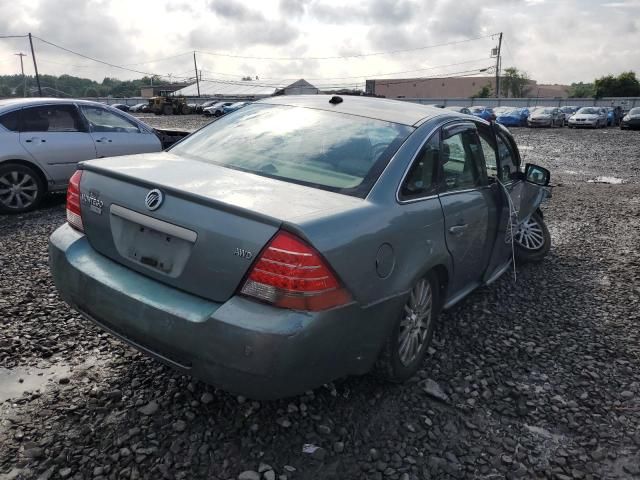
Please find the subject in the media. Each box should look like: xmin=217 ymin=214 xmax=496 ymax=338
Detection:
xmin=279 ymin=0 xmax=309 ymax=17
xmin=208 ymin=0 xmax=265 ymax=22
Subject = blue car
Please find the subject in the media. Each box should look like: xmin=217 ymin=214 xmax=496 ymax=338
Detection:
xmin=469 ymin=106 xmax=496 ymax=122
xmin=496 ymin=108 xmax=529 ymax=127
xmin=606 ymin=108 xmax=615 ymax=126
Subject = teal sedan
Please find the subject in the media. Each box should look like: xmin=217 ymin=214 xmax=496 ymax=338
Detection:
xmin=49 ymin=96 xmax=551 ymax=399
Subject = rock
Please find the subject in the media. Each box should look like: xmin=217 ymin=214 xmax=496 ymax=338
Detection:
xmin=276 ymin=417 xmax=292 ymax=428
xmin=317 ymin=424 xmax=332 ymax=435
xmin=238 ymin=471 xmax=260 ymax=480
xmin=58 ymin=377 xmax=70 ymax=385
xmin=200 ymin=392 xmax=214 ymax=404
xmin=420 ymin=378 xmax=450 ymax=402
xmin=173 ymin=420 xmax=187 ymax=432
xmin=138 ymin=401 xmax=159 ymax=416
xmin=258 ymin=463 xmax=272 ymax=473
xmin=334 ymin=442 xmax=345 ymax=453
xmin=263 ymin=471 xmax=276 ymax=480
xmin=24 ymin=447 xmax=44 ymax=459
xmin=58 ymin=468 xmax=72 ymax=479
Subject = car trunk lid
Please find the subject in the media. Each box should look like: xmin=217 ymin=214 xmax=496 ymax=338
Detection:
xmin=77 ymin=152 xmax=363 ymax=302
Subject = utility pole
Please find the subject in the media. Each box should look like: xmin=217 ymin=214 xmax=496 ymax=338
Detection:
xmin=14 ymin=53 xmax=26 ymax=97
xmin=193 ymin=51 xmax=201 ymax=97
xmin=28 ymin=33 xmax=42 ymax=96
xmin=495 ymin=32 xmax=503 ymax=98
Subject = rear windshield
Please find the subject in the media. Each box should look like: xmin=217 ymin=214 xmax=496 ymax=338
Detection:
xmin=630 ymin=108 xmax=640 ymax=115
xmin=169 ymin=104 xmax=413 ymax=197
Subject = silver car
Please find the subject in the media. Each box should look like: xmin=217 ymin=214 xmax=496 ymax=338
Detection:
xmin=568 ymin=107 xmax=607 ymax=128
xmin=527 ymin=107 xmax=564 ymax=127
xmin=49 ymin=96 xmax=551 ymax=399
xmin=0 ymin=98 xmax=168 ymax=213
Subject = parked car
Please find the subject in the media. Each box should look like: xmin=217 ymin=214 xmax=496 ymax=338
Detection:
xmin=567 ymin=107 xmax=607 ymax=128
xmin=0 ymin=98 xmax=191 ymax=213
xmin=49 ymin=95 xmax=552 ymax=400
xmin=445 ymin=106 xmax=472 ymax=115
xmin=203 ymin=102 xmax=234 ymax=117
xmin=492 ymin=106 xmax=511 ymax=116
xmin=111 ymin=104 xmax=130 ymax=112
xmin=496 ymin=108 xmax=529 ymax=127
xmin=195 ymin=100 xmax=218 ymax=114
xmin=469 ymin=106 xmax=496 ymax=121
xmin=620 ymin=107 xmax=640 ymax=130
xmin=222 ymin=101 xmax=250 ymax=115
xmin=527 ymin=107 xmax=564 ymax=127
xmin=559 ymin=106 xmax=578 ymax=125
xmin=129 ymin=103 xmax=147 ymax=113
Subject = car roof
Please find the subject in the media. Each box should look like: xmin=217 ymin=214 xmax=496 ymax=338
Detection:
xmin=256 ymin=95 xmax=448 ymax=126
xmin=0 ymin=97 xmax=116 ymax=112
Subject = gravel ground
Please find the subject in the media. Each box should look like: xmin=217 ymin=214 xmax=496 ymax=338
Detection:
xmin=1 ymin=124 xmax=639 ymax=480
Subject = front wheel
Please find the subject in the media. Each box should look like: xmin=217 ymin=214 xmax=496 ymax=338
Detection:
xmin=374 ymin=272 xmax=440 ymax=382
xmin=514 ymin=212 xmax=551 ymax=263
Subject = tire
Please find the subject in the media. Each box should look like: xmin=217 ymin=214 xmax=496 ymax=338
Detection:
xmin=513 ymin=212 xmax=551 ymax=263
xmin=374 ymin=271 xmax=440 ymax=382
xmin=213 ymin=110 xmax=222 ymax=117
xmin=0 ymin=162 xmax=45 ymax=214
xmin=162 ymin=105 xmax=173 ymax=115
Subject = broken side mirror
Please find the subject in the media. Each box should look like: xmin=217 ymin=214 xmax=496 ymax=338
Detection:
xmin=524 ymin=163 xmax=550 ymax=186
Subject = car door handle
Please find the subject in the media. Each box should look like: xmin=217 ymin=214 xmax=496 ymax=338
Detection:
xmin=448 ymin=224 xmax=468 ymax=236
xmin=25 ymin=137 xmax=45 ymax=143
xmin=95 ymin=137 xmax=112 ymax=143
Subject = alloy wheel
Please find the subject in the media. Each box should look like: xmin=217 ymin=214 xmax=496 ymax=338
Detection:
xmin=397 ymin=279 xmax=433 ymax=366
xmin=0 ymin=170 xmax=39 ymax=210
xmin=514 ymin=216 xmax=545 ymax=251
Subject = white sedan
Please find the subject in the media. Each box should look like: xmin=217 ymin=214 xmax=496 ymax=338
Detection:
xmin=0 ymin=98 xmax=164 ymax=213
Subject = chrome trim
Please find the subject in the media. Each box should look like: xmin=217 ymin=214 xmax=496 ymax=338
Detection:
xmin=395 ymin=125 xmax=441 ymax=204
xmin=437 ymin=185 xmax=491 ymax=197
xmin=395 ymin=119 xmax=484 ymax=205
xmin=110 ymin=204 xmax=197 ymax=243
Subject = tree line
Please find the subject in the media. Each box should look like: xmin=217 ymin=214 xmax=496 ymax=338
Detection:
xmin=0 ymin=74 xmax=172 ymax=98
xmin=473 ymin=68 xmax=640 ymax=98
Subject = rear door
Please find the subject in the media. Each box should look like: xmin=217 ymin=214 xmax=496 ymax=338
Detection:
xmin=437 ymin=122 xmax=496 ymax=296
xmin=19 ymin=104 xmax=96 ymax=183
xmin=78 ymin=105 xmax=161 ymax=158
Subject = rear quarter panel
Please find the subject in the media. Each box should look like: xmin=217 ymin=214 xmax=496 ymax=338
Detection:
xmin=293 ymin=119 xmax=452 ymax=307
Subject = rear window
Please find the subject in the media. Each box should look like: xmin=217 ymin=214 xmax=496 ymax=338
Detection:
xmin=170 ymin=104 xmax=413 ymax=197
xmin=0 ymin=110 xmax=19 ymax=131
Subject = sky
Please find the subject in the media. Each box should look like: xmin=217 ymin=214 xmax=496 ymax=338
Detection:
xmin=0 ymin=0 xmax=639 ymax=88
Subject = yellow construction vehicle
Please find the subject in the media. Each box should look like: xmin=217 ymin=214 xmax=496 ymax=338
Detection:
xmin=148 ymin=96 xmax=191 ymax=115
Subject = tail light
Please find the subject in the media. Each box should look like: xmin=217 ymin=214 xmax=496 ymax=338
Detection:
xmin=66 ymin=170 xmax=84 ymax=232
xmin=240 ymin=230 xmax=352 ymax=311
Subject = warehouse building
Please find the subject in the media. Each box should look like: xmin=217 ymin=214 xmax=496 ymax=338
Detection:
xmin=365 ymin=76 xmax=569 ymax=99
xmin=172 ymin=78 xmax=318 ymax=99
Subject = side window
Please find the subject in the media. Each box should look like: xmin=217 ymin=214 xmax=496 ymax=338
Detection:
xmin=21 ymin=105 xmax=84 ymax=133
xmin=79 ymin=106 xmax=140 ymax=133
xmin=400 ymin=132 xmax=439 ymax=200
xmin=0 ymin=110 xmax=20 ymax=132
xmin=440 ymin=126 xmax=486 ymax=191
xmin=477 ymin=126 xmax=498 ymax=178
xmin=496 ymin=134 xmax=518 ymax=182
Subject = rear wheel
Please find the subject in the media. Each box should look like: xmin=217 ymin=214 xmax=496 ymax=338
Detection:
xmin=0 ymin=163 xmax=45 ymax=214
xmin=374 ymin=272 xmax=440 ymax=382
xmin=514 ymin=212 xmax=551 ymax=263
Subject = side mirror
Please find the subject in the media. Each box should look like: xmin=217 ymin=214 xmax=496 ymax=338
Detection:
xmin=524 ymin=163 xmax=550 ymax=186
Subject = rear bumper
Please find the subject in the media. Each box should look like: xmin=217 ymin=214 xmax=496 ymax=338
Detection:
xmin=49 ymin=224 xmax=402 ymax=399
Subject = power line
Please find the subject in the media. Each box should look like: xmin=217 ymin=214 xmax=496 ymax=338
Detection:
xmin=195 ymin=33 xmax=498 ymax=61
xmin=32 ymin=35 xmax=194 ymax=80
xmin=0 ymin=35 xmax=28 ymax=39
xmin=121 ymin=51 xmax=194 ymax=66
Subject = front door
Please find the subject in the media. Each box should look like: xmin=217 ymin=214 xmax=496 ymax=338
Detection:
xmin=437 ymin=122 xmax=496 ymax=297
xmin=78 ymin=105 xmax=161 ymax=158
xmin=19 ymin=104 xmax=97 ymax=184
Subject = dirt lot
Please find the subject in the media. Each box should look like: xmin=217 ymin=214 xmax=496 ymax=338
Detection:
xmin=1 ymin=122 xmax=639 ymax=480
